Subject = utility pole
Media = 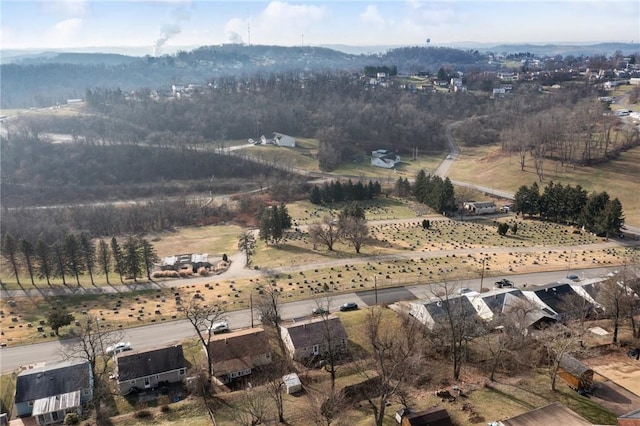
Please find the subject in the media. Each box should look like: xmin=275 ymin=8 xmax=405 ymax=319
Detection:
xmin=250 ymin=293 xmax=254 ymax=328
xmin=374 ymin=275 xmax=378 ymax=305
xmin=480 ymin=257 xmax=486 ymax=291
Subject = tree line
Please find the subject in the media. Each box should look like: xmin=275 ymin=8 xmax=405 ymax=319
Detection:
xmin=395 ymin=170 xmax=456 ymax=215
xmin=1 ymin=233 xmax=159 ymax=286
xmin=309 ymin=179 xmax=382 ymax=205
xmin=513 ymin=181 xmax=624 ymax=237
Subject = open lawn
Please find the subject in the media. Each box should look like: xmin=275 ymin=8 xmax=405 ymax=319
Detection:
xmin=447 ymin=144 xmax=640 ymax=224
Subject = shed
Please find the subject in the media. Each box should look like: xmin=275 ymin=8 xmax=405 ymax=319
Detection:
xmin=399 ymin=405 xmax=452 ymax=426
xmin=282 ymin=373 xmax=302 ymax=394
xmin=557 ymin=355 xmax=593 ymax=392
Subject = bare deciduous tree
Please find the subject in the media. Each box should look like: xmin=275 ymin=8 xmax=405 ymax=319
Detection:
xmin=539 ymin=323 xmax=585 ymax=391
xmin=309 ymin=216 xmax=341 ymax=251
xmin=233 ymin=386 xmax=271 ymax=426
xmin=59 ymin=315 xmax=123 ymax=419
xmin=305 ymin=387 xmax=346 ymax=426
xmin=360 ymin=307 xmax=421 ymax=426
xmin=257 ymin=285 xmax=287 ymax=358
xmin=184 ymin=299 xmax=226 ymax=381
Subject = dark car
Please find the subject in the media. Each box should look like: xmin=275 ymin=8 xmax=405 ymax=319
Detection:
xmin=494 ymin=279 xmax=514 ymax=288
xmin=567 ymin=274 xmax=580 ymax=282
xmin=339 ymin=302 xmax=358 ymax=312
xmin=312 ymin=307 xmax=330 ymax=315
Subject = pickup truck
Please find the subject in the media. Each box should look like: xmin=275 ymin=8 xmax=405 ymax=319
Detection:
xmin=494 ymin=279 xmax=514 ymax=288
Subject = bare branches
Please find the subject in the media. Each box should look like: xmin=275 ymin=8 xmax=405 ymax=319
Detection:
xmin=183 ymin=299 xmax=226 ymax=381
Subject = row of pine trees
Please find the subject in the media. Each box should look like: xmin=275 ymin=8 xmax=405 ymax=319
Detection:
xmin=2 ymin=233 xmax=159 ymax=286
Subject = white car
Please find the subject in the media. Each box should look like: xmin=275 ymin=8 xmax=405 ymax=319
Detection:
xmin=105 ymin=341 xmax=131 ymax=356
xmin=209 ymin=321 xmax=230 ymax=334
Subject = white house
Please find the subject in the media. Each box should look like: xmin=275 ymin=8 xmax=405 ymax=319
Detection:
xmin=463 ymin=201 xmax=497 ymax=215
xmin=273 ymin=132 xmax=296 ymax=147
xmin=371 ymin=149 xmax=401 ymax=169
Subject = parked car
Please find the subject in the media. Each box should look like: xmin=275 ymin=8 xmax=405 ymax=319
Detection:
xmin=312 ymin=307 xmax=330 ymax=315
xmin=105 ymin=341 xmax=131 ymax=356
xmin=458 ymin=287 xmax=473 ymax=294
xmin=339 ymin=302 xmax=358 ymax=312
xmin=567 ymin=274 xmax=580 ymax=282
xmin=494 ymin=279 xmax=514 ymax=288
xmin=209 ymin=321 xmax=230 ymax=334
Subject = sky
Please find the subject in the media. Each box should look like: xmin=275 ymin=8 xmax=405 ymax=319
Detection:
xmin=1 ymin=0 xmax=639 ymax=55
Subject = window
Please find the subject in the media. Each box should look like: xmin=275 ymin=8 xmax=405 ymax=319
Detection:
xmin=312 ymin=344 xmax=320 ymax=355
xmin=130 ymin=380 xmax=136 ymax=384
xmin=179 ymin=368 xmax=186 ymax=375
xmin=28 ymin=401 xmax=34 ymax=407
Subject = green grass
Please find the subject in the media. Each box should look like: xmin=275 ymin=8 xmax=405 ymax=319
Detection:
xmin=0 ymin=372 xmax=17 ymax=418
xmin=447 ymin=143 xmax=640 ymax=224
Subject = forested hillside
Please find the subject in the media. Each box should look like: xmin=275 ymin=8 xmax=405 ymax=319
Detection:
xmin=0 ymin=44 xmax=490 ymax=108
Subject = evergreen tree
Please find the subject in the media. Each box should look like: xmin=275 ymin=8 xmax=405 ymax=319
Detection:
xmin=579 ymin=192 xmax=610 ymax=235
xmin=52 ymin=242 xmax=67 ymax=286
xmin=310 ymin=185 xmax=321 ymax=204
xmin=122 ymin=237 xmax=142 ymax=282
xmin=63 ymin=234 xmax=85 ymax=286
xmin=413 ymin=169 xmax=428 ymax=203
xmin=35 ymin=239 xmax=53 ymax=286
xmin=96 ymin=240 xmax=112 ymax=285
xmin=79 ymin=234 xmax=96 ymax=286
xmin=19 ymin=238 xmax=36 ymax=286
xmin=110 ymin=237 xmax=124 ymax=283
xmin=140 ymin=238 xmax=159 ymax=280
xmin=602 ymin=198 xmax=625 ymax=239
xmin=2 ymin=233 xmax=21 ymax=286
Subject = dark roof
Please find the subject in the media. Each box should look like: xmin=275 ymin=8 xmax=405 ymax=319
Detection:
xmin=116 ymin=344 xmax=185 ymax=382
xmin=208 ymin=328 xmax=270 ymax=375
xmin=404 ymin=405 xmax=452 ymax=426
xmin=15 ymin=360 xmax=91 ymax=403
xmin=281 ymin=316 xmax=347 ymax=349
xmin=424 ymin=296 xmax=477 ymax=323
xmin=531 ymin=283 xmax=586 ymax=314
xmin=501 ymin=402 xmax=593 ymax=425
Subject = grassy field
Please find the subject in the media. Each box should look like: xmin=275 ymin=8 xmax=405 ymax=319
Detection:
xmin=235 ymin=137 xmax=444 ymax=182
xmin=447 ymin=144 xmax=640 ymax=224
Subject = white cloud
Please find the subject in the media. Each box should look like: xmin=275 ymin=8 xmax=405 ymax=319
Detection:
xmin=360 ymin=5 xmax=386 ymax=26
xmin=45 ymin=18 xmax=84 ymax=46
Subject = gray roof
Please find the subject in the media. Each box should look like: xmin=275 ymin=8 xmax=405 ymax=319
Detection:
xmin=424 ymin=296 xmax=477 ymax=323
xmin=116 ymin=344 xmax=185 ymax=382
xmin=15 ymin=360 xmax=91 ymax=403
xmin=281 ymin=316 xmax=347 ymax=349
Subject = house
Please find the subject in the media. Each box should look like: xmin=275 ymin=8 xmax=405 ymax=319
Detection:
xmin=14 ymin=360 xmax=93 ymax=425
xmin=463 ymin=201 xmax=497 ymax=215
xmin=273 ymin=132 xmax=296 ymax=147
xmin=465 ymin=288 xmax=556 ymax=329
xmin=371 ymin=149 xmax=401 ymax=169
xmin=498 ymin=401 xmax=593 ymax=425
xmin=160 ymin=253 xmax=211 ymax=272
xmin=279 ymin=316 xmax=348 ymax=362
xmin=523 ymin=283 xmax=593 ymax=320
xmin=396 ymin=405 xmax=452 ymax=426
xmin=114 ymin=344 xmax=186 ymax=395
xmin=409 ymin=296 xmax=478 ymax=330
xmin=618 ymin=407 xmax=640 ymax=426
xmin=208 ymin=327 xmax=272 ymax=385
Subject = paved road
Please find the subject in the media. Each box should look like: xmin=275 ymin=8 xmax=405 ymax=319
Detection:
xmin=0 ymin=266 xmax=621 ymax=373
